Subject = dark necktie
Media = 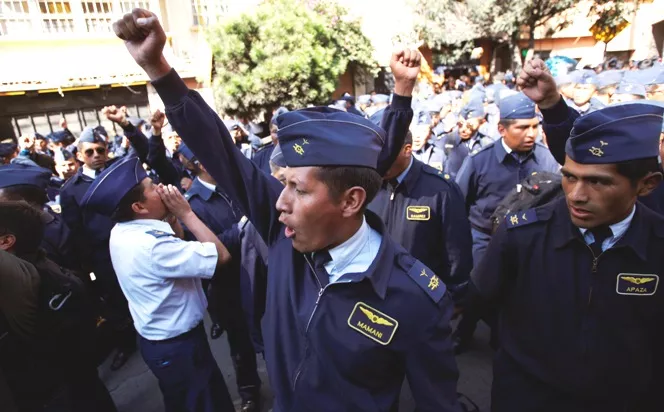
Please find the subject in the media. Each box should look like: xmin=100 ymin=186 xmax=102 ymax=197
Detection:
xmin=94 ymin=168 xmax=102 ymax=178
xmin=589 ymin=226 xmax=613 ymax=257
xmin=312 ymin=250 xmax=332 ymax=287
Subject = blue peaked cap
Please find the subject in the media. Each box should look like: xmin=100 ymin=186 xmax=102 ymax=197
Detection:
xmin=566 ymin=103 xmax=664 ymax=164
xmin=81 ymin=155 xmax=148 ymax=216
xmin=0 ymin=163 xmax=52 ymax=189
xmin=274 ymin=107 xmax=385 ymax=169
xmin=499 ymin=93 xmax=537 ymax=120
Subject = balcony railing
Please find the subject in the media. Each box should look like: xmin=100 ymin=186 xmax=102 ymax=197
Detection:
xmin=0 ymin=0 xmax=156 ymax=36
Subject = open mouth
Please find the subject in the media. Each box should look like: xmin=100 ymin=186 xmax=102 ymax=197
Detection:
xmin=284 ymin=226 xmax=296 ymax=239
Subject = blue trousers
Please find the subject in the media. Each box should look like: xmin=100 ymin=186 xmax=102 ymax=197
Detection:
xmin=139 ymin=323 xmax=234 ymax=412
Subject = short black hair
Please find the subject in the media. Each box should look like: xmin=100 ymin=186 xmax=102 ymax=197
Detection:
xmin=110 ymin=183 xmax=146 ymax=223
xmin=404 ymin=131 xmax=413 ymax=146
xmin=0 ymin=185 xmax=48 ymax=208
xmin=0 ymin=201 xmax=44 ymax=255
xmin=314 ymin=166 xmax=382 ymax=211
xmin=615 ymin=157 xmax=661 ymax=186
xmin=498 ymin=119 xmax=518 ymax=128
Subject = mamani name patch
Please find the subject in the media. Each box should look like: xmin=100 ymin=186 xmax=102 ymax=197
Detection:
xmin=347 ymin=302 xmax=398 ymax=345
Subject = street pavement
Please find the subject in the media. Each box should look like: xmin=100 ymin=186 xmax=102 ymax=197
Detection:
xmin=103 ymin=317 xmax=494 ymax=412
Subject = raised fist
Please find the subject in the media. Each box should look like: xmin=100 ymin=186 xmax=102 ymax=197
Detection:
xmin=150 ymin=109 xmax=166 ymax=134
xmin=102 ymin=105 xmax=129 ymax=126
xmin=517 ymin=58 xmax=560 ymax=109
xmin=113 ymin=9 xmax=170 ymax=80
xmin=390 ymin=48 xmax=421 ymax=97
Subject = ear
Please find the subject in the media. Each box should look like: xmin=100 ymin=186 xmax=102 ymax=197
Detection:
xmin=76 ymin=151 xmax=85 ymax=163
xmin=403 ymin=144 xmax=413 ymax=157
xmin=340 ymin=186 xmax=367 ymax=218
xmin=497 ymin=123 xmax=507 ymax=137
xmin=637 ymin=171 xmax=663 ymax=197
xmin=0 ymin=234 xmax=16 ymax=252
xmin=131 ymin=201 xmax=150 ymax=216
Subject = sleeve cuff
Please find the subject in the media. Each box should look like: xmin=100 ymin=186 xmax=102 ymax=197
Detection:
xmin=390 ymin=93 xmax=412 ymax=110
xmin=540 ymin=96 xmax=571 ymax=125
xmin=120 ymin=123 xmax=136 ymax=134
xmin=150 ymin=68 xmax=190 ymax=107
xmin=199 ymin=242 xmax=219 ymax=279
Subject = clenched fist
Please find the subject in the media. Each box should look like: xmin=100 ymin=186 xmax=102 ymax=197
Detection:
xmin=150 ymin=109 xmax=166 ymax=135
xmin=102 ymin=105 xmax=129 ymax=126
xmin=517 ymin=58 xmax=560 ymax=109
xmin=391 ymin=49 xmax=422 ymax=97
xmin=113 ymin=9 xmax=171 ymax=80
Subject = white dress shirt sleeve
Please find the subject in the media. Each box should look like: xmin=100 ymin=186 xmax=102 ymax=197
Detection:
xmin=149 ymin=237 xmax=218 ymax=279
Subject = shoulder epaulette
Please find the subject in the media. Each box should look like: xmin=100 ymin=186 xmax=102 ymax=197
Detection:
xmin=505 ymin=209 xmax=538 ymax=230
xmin=422 ymin=166 xmax=452 ymax=181
xmin=146 ymin=230 xmax=171 ymax=238
xmin=407 ymin=260 xmax=446 ymax=303
xmin=470 ymin=142 xmax=495 ymax=157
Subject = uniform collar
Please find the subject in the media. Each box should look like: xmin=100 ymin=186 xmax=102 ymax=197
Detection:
xmin=323 ymin=211 xmax=393 ymax=299
xmin=396 ymin=157 xmax=423 ymax=195
xmin=72 ymin=167 xmax=92 ymax=183
xmin=552 ymin=199 xmax=650 ymax=261
xmin=578 ymin=205 xmax=635 ymax=242
xmin=495 ymin=138 xmax=538 ymax=164
xmin=327 ymin=216 xmax=371 ymax=277
xmin=186 ymin=177 xmax=214 ymax=201
xmin=121 ymin=218 xmax=174 ymax=234
xmin=395 ymin=156 xmax=414 ymax=184
xmin=361 ymin=211 xmax=394 ymax=299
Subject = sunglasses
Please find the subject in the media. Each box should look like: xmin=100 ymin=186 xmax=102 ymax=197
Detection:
xmin=84 ymin=147 xmax=106 ymax=157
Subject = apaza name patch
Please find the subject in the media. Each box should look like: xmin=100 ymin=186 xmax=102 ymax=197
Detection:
xmin=616 ymin=273 xmax=659 ymax=296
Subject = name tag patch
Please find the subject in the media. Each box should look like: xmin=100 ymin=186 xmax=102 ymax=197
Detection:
xmin=347 ymin=302 xmax=398 ymax=346
xmin=616 ymin=273 xmax=659 ymax=296
xmin=406 ymin=206 xmax=430 ymax=221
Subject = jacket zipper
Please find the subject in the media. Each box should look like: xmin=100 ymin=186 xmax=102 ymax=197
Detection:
xmin=292 ymin=255 xmax=329 ymax=387
xmin=578 ymin=240 xmax=606 ymax=355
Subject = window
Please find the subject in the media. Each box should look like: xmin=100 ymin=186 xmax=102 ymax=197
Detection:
xmin=82 ymin=1 xmax=113 ymax=33
xmin=191 ymin=0 xmax=225 ymax=27
xmin=38 ymin=1 xmax=75 ymax=33
xmin=0 ymin=1 xmax=32 ymax=36
xmin=119 ymin=1 xmax=150 ymax=14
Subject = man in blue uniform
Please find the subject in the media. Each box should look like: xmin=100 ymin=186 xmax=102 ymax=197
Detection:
xmin=179 ymin=143 xmax=262 ymax=412
xmin=113 ymin=9 xmax=461 ymax=411
xmin=443 ymin=98 xmax=493 ymax=177
xmin=411 ymin=119 xmax=446 ymax=170
xmin=0 ymin=164 xmax=76 ymax=269
xmin=60 ymin=111 xmax=150 ymax=370
xmin=252 ymin=107 xmax=288 ymax=176
xmin=368 ymin=133 xmax=473 ymax=303
xmin=570 ymin=70 xmax=605 ymax=115
xmin=518 ymin=57 xmax=664 ymax=216
xmin=453 ymin=92 xmax=560 ymax=353
xmin=470 ymin=103 xmax=664 ymax=412
xmin=81 ymin=155 xmax=235 ymax=412
xmin=456 ymin=92 xmax=560 ymax=265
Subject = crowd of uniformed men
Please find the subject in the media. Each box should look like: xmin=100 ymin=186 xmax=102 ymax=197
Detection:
xmin=1 ymin=8 xmax=664 ymax=412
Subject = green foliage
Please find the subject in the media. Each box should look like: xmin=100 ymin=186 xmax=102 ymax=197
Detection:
xmin=208 ymin=0 xmax=377 ymax=117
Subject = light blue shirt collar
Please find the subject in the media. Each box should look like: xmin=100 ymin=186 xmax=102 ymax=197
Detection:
xmin=579 ymin=205 xmax=636 ymax=252
xmin=396 ymin=157 xmax=414 ymax=184
xmin=319 ymin=217 xmax=381 ymax=284
xmin=196 ymin=177 xmax=216 ymax=192
xmin=500 ymin=138 xmax=513 ymax=154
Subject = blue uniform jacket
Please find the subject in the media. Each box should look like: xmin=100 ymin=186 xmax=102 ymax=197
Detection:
xmin=152 ymin=69 xmax=461 ymax=412
xmin=443 ymin=131 xmax=493 ymax=177
xmin=60 ymin=123 xmax=149 ymax=273
xmin=472 ymin=197 xmax=664 ymax=411
xmin=455 ymin=140 xmax=560 ymax=232
xmin=541 ymin=97 xmax=664 ymax=215
xmin=412 ymin=142 xmax=446 ymax=171
xmin=41 ymin=207 xmax=77 ymax=270
xmin=251 ymin=143 xmax=275 ymax=176
xmin=368 ymin=159 xmax=472 ymax=302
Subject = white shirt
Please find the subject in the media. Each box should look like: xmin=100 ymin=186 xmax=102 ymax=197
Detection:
xmin=500 ymin=137 xmax=513 ymax=154
xmin=109 ymin=219 xmax=218 ymax=340
xmin=196 ymin=177 xmax=216 ymax=192
xmin=81 ymin=165 xmax=99 ymax=179
xmin=322 ymin=217 xmax=382 ymax=284
xmin=579 ymin=205 xmax=636 ymax=252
